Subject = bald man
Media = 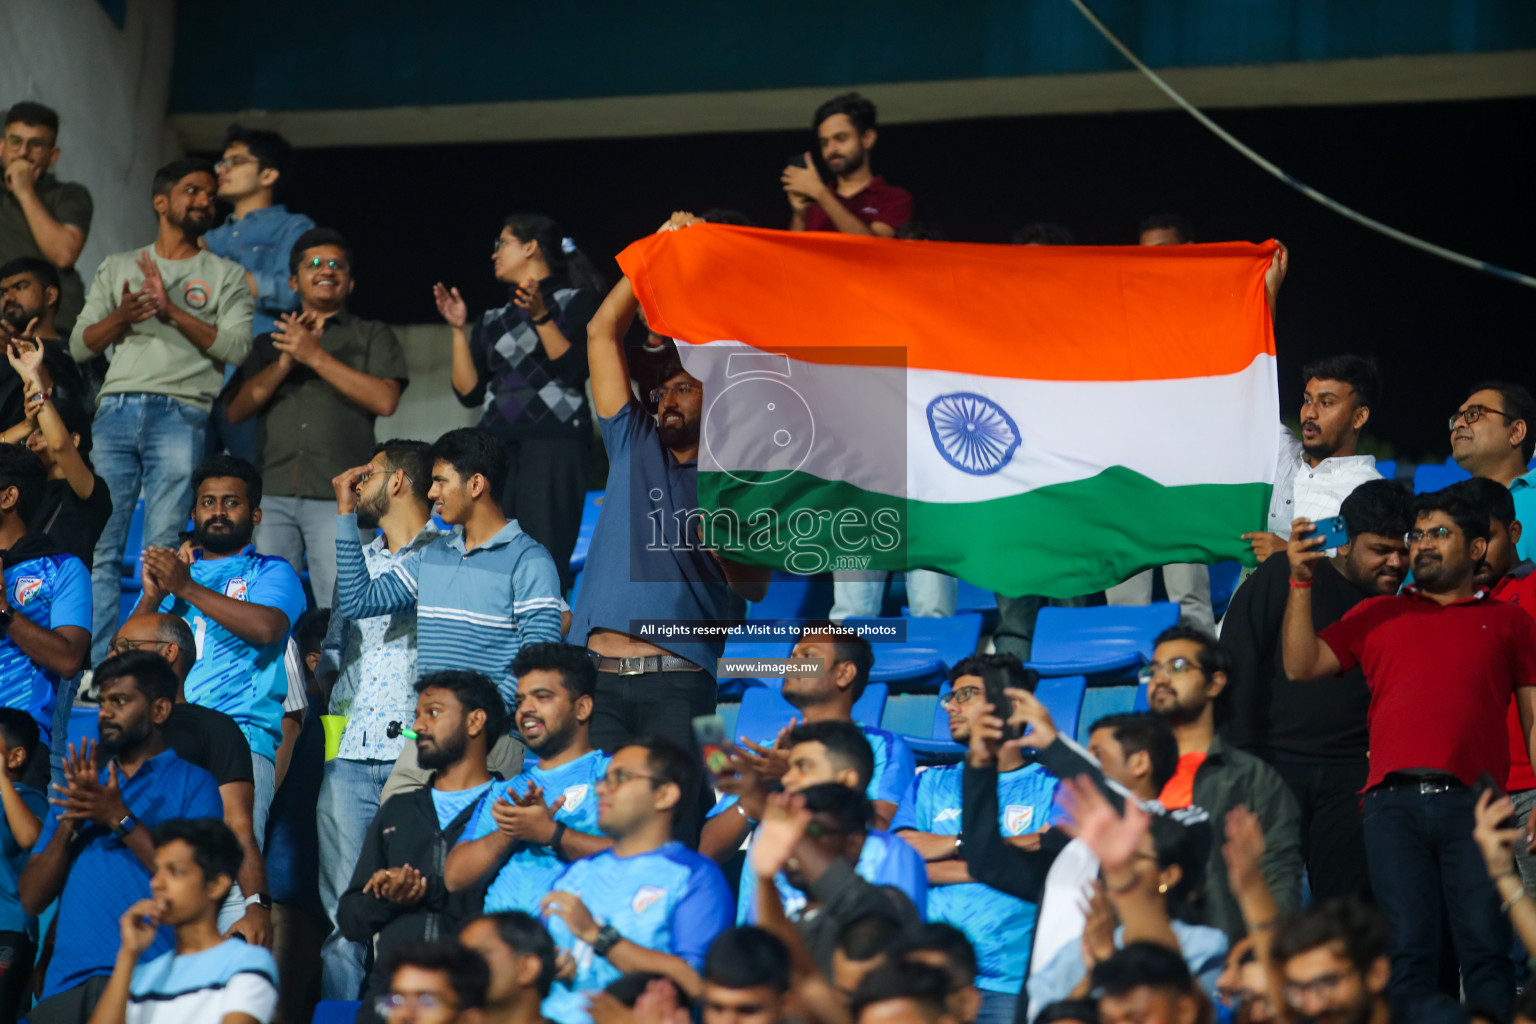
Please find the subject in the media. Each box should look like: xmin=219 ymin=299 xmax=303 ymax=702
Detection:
xmin=109 ymin=614 xmax=271 ymax=946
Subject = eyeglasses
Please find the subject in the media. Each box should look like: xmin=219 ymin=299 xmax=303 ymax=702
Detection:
xmin=373 ymin=992 xmax=455 ymax=1015
xmin=1282 ymin=972 xmax=1349 ymax=1005
xmin=302 ymin=257 xmax=347 ymax=272
xmin=941 ymin=686 xmax=984 ymax=708
xmin=357 ymin=468 xmax=413 ymax=487
xmin=214 ymin=155 xmax=259 ymax=173
xmin=648 ymin=382 xmax=699 ymax=404
xmin=492 ymin=236 xmax=518 ymax=254
xmin=599 ymin=768 xmax=656 ymax=789
xmin=1449 ymin=404 xmax=1514 ymax=431
xmin=1137 ymin=657 xmax=1201 ymax=684
xmin=1405 ymin=527 xmax=1455 ymax=545
xmin=804 ymin=821 xmax=849 ymax=838
xmin=3 ymin=135 xmax=52 ymax=154
xmin=109 ymin=638 xmax=171 ymax=655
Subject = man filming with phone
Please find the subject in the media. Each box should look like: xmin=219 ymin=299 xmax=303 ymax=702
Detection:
xmin=782 ymin=93 xmax=912 ymax=238
xmin=1282 ymin=486 xmax=1536 ymax=1016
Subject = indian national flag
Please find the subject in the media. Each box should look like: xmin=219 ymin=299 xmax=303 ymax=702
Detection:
xmin=617 ymin=225 xmax=1279 ymax=599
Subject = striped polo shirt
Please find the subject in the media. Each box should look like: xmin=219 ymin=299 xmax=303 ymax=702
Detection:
xmin=334 ymin=512 xmax=563 ymax=705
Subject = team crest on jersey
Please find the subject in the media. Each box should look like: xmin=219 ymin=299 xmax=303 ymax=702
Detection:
xmin=11 ymin=576 xmax=43 ymax=606
xmin=224 ymin=578 xmax=249 ymax=601
xmin=934 ymin=808 xmax=961 ymax=824
xmin=562 ymin=784 xmax=589 ymax=813
xmin=1005 ymin=805 xmax=1034 ymax=835
xmin=632 ymin=885 xmax=666 ymax=914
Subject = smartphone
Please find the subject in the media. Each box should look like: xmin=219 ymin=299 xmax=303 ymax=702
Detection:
xmin=693 ymin=714 xmax=732 ymax=781
xmin=1474 ymin=772 xmax=1520 ymax=829
xmin=982 ymin=666 xmax=1021 ymax=742
xmin=1300 ymin=515 xmax=1349 ymax=550
xmin=786 ymin=154 xmax=808 ymax=169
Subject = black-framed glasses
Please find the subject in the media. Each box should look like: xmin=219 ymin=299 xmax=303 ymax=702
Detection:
xmin=109 ymin=638 xmax=170 ymax=655
xmin=1282 ymin=971 xmax=1349 ymax=1006
xmin=302 ymin=257 xmax=347 ymax=272
xmin=648 ymin=382 xmax=699 ymax=404
xmin=1137 ymin=657 xmax=1201 ymax=684
xmin=1449 ymin=404 xmax=1514 ymax=430
xmin=3 ymin=135 xmax=52 ymax=154
xmin=599 ymin=768 xmax=656 ymax=789
xmin=1405 ymin=527 xmax=1455 ymax=545
xmin=804 ymin=821 xmax=849 ymax=839
xmin=214 ymin=155 xmax=259 ymax=173
xmin=941 ymin=686 xmax=984 ymax=708
xmin=358 ymin=468 xmax=411 ymax=487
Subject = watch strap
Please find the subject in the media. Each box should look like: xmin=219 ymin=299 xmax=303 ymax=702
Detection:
xmin=111 ymin=812 xmax=137 ymax=839
xmin=550 ymin=821 xmax=568 ymax=859
xmin=593 ymin=925 xmax=622 ymax=957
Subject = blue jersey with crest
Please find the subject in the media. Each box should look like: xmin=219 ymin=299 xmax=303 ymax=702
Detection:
xmin=463 ymin=750 xmax=611 ymax=914
xmin=0 ymin=551 xmax=90 ymax=740
xmin=891 ymin=761 xmax=1060 ymax=994
xmin=543 ymin=842 xmax=732 ymax=1024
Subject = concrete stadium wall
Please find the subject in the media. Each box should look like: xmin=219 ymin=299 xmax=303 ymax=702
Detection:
xmin=371 ymin=324 xmax=480 ymax=444
xmin=0 ymin=0 xmax=181 ymax=292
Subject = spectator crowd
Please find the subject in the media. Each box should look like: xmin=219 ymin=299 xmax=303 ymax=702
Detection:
xmin=3 ymin=88 xmax=1536 ymax=1024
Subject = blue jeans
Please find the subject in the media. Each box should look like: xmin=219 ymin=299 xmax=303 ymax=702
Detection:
xmin=88 ymin=393 xmax=208 ymax=663
xmin=831 ymin=570 xmax=958 ymax=618
xmin=976 ymin=988 xmax=1019 ymax=1024
xmin=252 ymin=752 xmax=276 ymax=852
xmin=1361 ymin=784 xmax=1513 ymax=1017
xmin=317 ymin=757 xmax=393 ymax=1000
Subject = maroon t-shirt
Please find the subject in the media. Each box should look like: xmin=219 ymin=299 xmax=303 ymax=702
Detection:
xmin=803 ymin=176 xmax=914 ymax=233
xmin=1319 ymin=586 xmax=1536 ymax=789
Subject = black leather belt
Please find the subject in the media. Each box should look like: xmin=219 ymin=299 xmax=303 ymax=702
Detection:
xmin=587 ymin=652 xmax=703 ymax=675
xmin=1374 ymin=773 xmax=1465 ymax=795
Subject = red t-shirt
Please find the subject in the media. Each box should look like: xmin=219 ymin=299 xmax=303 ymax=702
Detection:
xmin=1318 ymin=586 xmax=1536 ymax=789
xmin=1158 ymin=752 xmax=1206 ymax=810
xmin=1494 ymin=567 xmax=1536 ymax=790
xmin=803 ymin=176 xmax=914 ymax=233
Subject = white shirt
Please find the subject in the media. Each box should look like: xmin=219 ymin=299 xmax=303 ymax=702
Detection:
xmin=1266 ymin=427 xmax=1382 ymax=538
xmin=128 ymin=939 xmax=278 ymax=1023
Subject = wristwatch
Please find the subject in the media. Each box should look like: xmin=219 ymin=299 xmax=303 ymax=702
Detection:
xmin=549 ymin=821 xmax=568 ymax=859
xmin=592 ymin=925 xmax=623 ymax=958
xmin=531 ymin=311 xmax=553 ymax=326
xmin=0 ymin=607 xmax=13 ymax=633
xmin=110 ymin=811 xmax=138 ymax=840
xmin=244 ymin=892 xmax=272 ymax=911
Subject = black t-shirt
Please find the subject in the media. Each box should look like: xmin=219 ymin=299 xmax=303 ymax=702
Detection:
xmin=164 ymin=702 xmax=254 ymax=786
xmin=29 ymin=474 xmax=113 ymax=571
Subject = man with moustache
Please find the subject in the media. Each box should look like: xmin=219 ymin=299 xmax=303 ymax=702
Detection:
xmin=0 ymin=256 xmax=86 ymax=428
xmin=226 ymin=228 xmax=407 ymax=609
xmin=1284 ymin=488 xmax=1536 ymax=1014
xmin=573 ymin=236 xmax=769 ymax=841
xmin=70 ymin=157 xmax=254 ymax=666
xmin=19 ymin=652 xmax=222 ymax=1024
xmin=316 ymin=439 xmax=441 ymax=1000
xmin=131 ymin=455 xmax=306 ymax=844
xmin=1221 ymin=479 xmax=1411 ymax=902
xmin=444 ymin=642 xmax=612 ymax=913
xmin=782 ymin=92 xmax=913 ymax=237
xmin=337 ymin=670 xmax=505 ymax=1014
xmin=1450 ymin=381 xmax=1536 ymax=562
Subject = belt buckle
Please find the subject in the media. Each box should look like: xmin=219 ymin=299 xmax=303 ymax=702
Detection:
xmin=617 ymin=657 xmax=646 ymax=676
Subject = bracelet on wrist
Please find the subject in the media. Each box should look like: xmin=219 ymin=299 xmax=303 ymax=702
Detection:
xmin=1503 ymin=887 xmax=1529 ymax=914
xmin=1289 ymin=578 xmax=1313 ymax=589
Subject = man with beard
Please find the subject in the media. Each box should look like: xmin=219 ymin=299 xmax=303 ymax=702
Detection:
xmin=1221 ymin=479 xmax=1411 ymax=903
xmin=0 ymin=256 xmax=87 ymax=428
xmin=131 ymin=455 xmax=305 ymax=844
xmin=1146 ymin=625 xmax=1302 ymax=943
xmin=19 ymin=651 xmax=221 ymax=1024
xmin=1272 ymin=899 xmax=1466 ymax=1024
xmin=71 ymin=157 xmax=254 ymax=667
xmin=1243 ymin=356 xmax=1385 ymax=561
xmin=316 ymin=439 xmax=441 ymax=1000
xmin=782 ymin=93 xmax=913 ymax=237
xmin=0 ymin=103 xmax=92 ymax=335
xmin=573 ymin=224 xmax=769 ymax=844
xmin=227 ymin=228 xmax=407 ymax=609
xmin=337 ymin=670 xmax=504 ymax=1016
xmin=1284 ymin=489 xmax=1536 ymax=1015
xmin=536 ymin=737 xmax=733 ymax=1024
xmin=444 ymin=642 xmax=612 ymax=913
xmin=0 ymin=443 xmax=90 ymax=775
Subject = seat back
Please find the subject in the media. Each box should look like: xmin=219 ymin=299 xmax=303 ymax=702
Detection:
xmin=1413 ymin=461 xmax=1469 ymax=493
xmin=734 ymin=683 xmax=889 ymax=747
xmin=1030 ymin=604 xmax=1179 ymax=668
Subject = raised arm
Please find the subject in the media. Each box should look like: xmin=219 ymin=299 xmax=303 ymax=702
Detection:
xmin=587 ymin=277 xmax=639 ymax=419
xmin=1280 ymin=519 xmax=1341 ymax=681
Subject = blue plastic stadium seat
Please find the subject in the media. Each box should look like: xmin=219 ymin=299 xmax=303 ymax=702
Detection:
xmin=568 ymin=491 xmax=603 ymax=574
xmin=120 ymin=498 xmax=146 ymax=579
xmin=1207 ymin=561 xmax=1242 ymax=623
xmin=1075 ymin=685 xmax=1143 ymax=744
xmin=1375 ymin=459 xmax=1397 ymax=480
xmin=906 ymin=681 xmax=965 ymax=759
xmin=313 ymin=1002 xmax=363 ymax=1024
xmin=1134 ymin=681 xmax=1150 ymax=712
xmin=1024 ymin=603 xmax=1179 ymax=678
xmin=955 ymin=580 xmax=998 ymax=614
xmin=732 ymin=682 xmax=888 ymax=747
xmin=1413 ymin=461 xmax=1469 ymax=493
xmin=905 ymin=675 xmax=1087 ymax=761
xmin=716 ymin=639 xmax=793 ymax=700
xmin=748 ymin=571 xmax=834 ymax=622
xmin=843 ymin=613 xmax=983 ymax=690
xmin=65 ymin=703 xmax=99 ymax=750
